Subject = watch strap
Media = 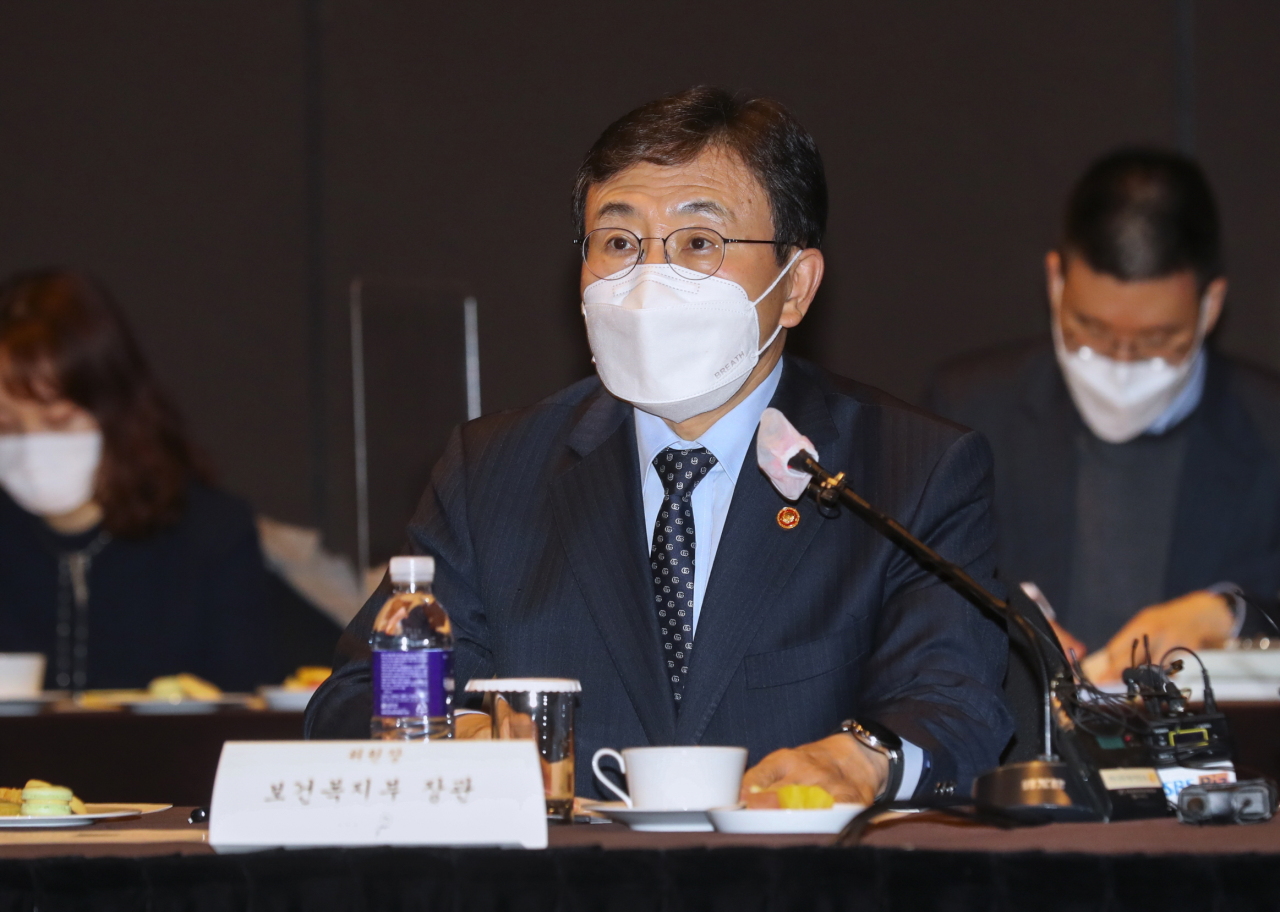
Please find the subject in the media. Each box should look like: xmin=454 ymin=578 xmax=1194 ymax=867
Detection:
xmin=840 ymin=718 xmax=904 ymax=802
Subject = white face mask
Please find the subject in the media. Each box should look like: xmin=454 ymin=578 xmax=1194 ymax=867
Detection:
xmin=582 ymin=252 xmax=801 ymax=423
xmin=0 ymin=431 xmax=103 ymax=516
xmin=1052 ymin=304 xmax=1208 ymax=444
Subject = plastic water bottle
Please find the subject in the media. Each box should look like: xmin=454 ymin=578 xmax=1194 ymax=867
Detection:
xmin=370 ymin=555 xmax=454 ymax=740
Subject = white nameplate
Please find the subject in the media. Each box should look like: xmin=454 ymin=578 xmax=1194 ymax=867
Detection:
xmin=208 ymin=740 xmax=547 ymax=851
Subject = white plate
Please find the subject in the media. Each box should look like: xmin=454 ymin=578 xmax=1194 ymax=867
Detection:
xmin=580 ymin=800 xmax=734 ymax=832
xmin=258 ymin=687 xmax=316 ymax=712
xmin=0 ymin=694 xmax=62 ymax=717
xmin=0 ymin=803 xmax=172 ymax=828
xmin=125 ymin=696 xmax=250 ymax=714
xmin=707 ymin=803 xmax=866 ymax=834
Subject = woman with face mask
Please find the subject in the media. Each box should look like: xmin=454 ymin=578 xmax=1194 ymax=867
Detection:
xmin=0 ymin=269 xmax=276 ymax=692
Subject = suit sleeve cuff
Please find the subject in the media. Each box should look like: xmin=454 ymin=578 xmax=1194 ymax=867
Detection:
xmin=895 ymin=739 xmax=928 ymax=801
xmin=1206 ymin=582 xmax=1247 ymax=640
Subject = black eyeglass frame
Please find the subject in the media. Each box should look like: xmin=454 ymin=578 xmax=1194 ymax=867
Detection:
xmin=573 ymin=226 xmax=785 ymax=280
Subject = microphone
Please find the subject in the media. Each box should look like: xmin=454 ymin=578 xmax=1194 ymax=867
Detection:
xmin=756 ymin=407 xmax=819 ymax=501
xmin=758 ymin=409 xmax=1033 ymax=639
xmin=756 ymin=407 xmax=1105 ymax=826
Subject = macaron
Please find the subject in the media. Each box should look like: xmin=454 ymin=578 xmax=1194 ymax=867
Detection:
xmin=20 ymin=800 xmax=71 ymax=816
xmin=21 ymin=783 xmax=74 ymax=816
xmin=21 ymin=785 xmax=73 ymax=803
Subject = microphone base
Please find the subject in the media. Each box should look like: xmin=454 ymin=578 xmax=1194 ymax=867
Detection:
xmin=973 ymin=760 xmax=1102 ymax=824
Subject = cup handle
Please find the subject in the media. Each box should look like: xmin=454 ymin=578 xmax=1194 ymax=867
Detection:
xmin=590 ymin=748 xmax=631 ymax=807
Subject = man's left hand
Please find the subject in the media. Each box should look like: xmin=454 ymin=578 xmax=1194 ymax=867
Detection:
xmin=454 ymin=712 xmax=492 ymax=739
xmin=1080 ymin=590 xmax=1235 ymax=684
xmin=739 ymin=733 xmax=888 ymax=805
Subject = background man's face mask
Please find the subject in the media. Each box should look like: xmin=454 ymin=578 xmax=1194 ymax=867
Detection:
xmin=1052 ymin=302 xmax=1209 ymax=444
xmin=582 ymin=252 xmax=800 ymax=423
xmin=0 ymin=431 xmax=103 ymax=516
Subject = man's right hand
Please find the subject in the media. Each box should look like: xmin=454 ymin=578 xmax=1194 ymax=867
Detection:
xmin=1081 ymin=590 xmax=1234 ymax=684
xmin=454 ymin=712 xmax=492 ymax=739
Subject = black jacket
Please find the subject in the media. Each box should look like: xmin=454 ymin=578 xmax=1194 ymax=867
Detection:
xmin=928 ymin=340 xmax=1280 ymax=637
xmin=0 ymin=482 xmax=277 ymax=691
xmin=307 ymin=355 xmax=1013 ymax=799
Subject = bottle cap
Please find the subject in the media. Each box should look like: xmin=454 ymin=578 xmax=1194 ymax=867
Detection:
xmin=389 ymin=555 xmax=435 ymax=584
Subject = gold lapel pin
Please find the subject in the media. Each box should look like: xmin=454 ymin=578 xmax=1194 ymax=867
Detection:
xmin=776 ymin=507 xmax=800 ymax=530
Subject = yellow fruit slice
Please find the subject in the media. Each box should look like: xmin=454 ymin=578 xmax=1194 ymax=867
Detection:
xmin=147 ymin=674 xmax=222 ymax=701
xmin=774 ymin=784 xmax=835 ymax=809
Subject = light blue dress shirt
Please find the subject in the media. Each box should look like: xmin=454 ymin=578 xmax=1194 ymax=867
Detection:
xmin=1145 ymin=347 xmax=1206 ymax=435
xmin=632 ymin=358 xmax=925 ymax=799
xmin=634 ymin=360 xmax=783 ymax=635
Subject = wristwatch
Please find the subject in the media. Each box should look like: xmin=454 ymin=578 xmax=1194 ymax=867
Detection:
xmin=839 ymin=718 xmax=904 ymax=802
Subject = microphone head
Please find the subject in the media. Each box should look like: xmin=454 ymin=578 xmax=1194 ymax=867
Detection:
xmin=756 ymin=407 xmax=819 ymax=502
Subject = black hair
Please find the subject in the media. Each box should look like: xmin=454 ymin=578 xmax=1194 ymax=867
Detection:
xmin=1062 ymin=147 xmax=1223 ymax=290
xmin=572 ymin=86 xmax=827 ymax=263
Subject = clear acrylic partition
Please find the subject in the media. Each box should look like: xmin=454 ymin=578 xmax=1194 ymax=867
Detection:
xmin=350 ymin=278 xmax=480 ymax=578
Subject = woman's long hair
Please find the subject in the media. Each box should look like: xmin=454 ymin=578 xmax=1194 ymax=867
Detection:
xmin=0 ymin=269 xmax=210 ymax=537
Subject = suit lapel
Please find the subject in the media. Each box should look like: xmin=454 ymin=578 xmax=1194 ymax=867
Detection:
xmin=1010 ymin=355 xmax=1079 ymax=611
xmin=1165 ymin=356 xmax=1258 ymax=596
xmin=675 ymin=357 xmax=836 ymax=744
xmin=550 ymin=390 xmax=677 ymax=744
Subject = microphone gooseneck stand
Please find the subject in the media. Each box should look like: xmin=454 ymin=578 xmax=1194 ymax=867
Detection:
xmin=783 ymin=450 xmax=1101 ymax=839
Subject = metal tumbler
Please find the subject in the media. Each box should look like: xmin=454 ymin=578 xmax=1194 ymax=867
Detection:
xmin=465 ymin=677 xmax=581 ymax=821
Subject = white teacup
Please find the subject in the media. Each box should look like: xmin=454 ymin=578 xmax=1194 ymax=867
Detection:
xmin=0 ymin=653 xmax=46 ymax=699
xmin=591 ymin=745 xmax=747 ymax=810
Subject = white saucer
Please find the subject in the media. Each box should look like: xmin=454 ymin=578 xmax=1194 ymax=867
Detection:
xmin=126 ymin=696 xmax=250 ymax=714
xmin=707 ymin=803 xmax=865 ymax=834
xmin=0 ymin=694 xmax=61 ymax=717
xmin=0 ymin=803 xmax=172 ymax=828
xmin=581 ymin=801 xmax=739 ymax=832
xmin=258 ymin=687 xmax=316 ymax=712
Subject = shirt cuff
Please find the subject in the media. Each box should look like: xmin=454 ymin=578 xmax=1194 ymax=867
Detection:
xmin=895 ymin=739 xmax=927 ymax=801
xmin=1205 ymin=582 xmax=1247 ymax=640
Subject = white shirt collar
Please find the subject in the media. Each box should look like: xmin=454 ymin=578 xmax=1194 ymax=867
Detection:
xmin=634 ymin=358 xmax=785 ymax=482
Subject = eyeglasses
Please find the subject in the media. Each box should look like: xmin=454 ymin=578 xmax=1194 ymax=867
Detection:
xmin=575 ymin=227 xmax=781 ymax=281
xmin=1059 ymin=308 xmax=1199 ymax=363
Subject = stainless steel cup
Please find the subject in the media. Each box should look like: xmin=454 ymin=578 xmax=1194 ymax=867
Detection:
xmin=465 ymin=678 xmax=581 ymax=821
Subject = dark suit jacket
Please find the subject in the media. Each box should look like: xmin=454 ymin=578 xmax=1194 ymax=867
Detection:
xmin=306 ymin=355 xmax=1013 ymax=799
xmin=927 ymin=340 xmax=1280 ymax=636
xmin=0 ymin=482 xmax=277 ymax=691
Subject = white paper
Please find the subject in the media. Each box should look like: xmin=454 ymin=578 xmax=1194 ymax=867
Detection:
xmin=209 ymin=740 xmax=547 ymax=851
xmin=1157 ymin=762 xmax=1235 ymax=803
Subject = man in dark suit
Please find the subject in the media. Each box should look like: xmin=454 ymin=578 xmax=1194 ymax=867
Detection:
xmin=307 ymin=87 xmax=1012 ymax=803
xmin=929 ymin=149 xmax=1280 ymax=686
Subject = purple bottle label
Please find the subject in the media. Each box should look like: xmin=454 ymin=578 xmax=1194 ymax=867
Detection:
xmin=371 ymin=649 xmax=453 ymax=717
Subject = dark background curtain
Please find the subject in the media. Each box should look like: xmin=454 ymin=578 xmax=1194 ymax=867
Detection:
xmin=0 ymin=1 xmax=1275 ymax=563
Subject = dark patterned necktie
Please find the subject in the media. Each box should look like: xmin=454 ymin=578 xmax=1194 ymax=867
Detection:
xmin=649 ymin=446 xmax=717 ymax=707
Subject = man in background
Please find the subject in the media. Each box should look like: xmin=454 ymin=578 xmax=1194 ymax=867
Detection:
xmin=929 ymin=148 xmax=1280 ymax=683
